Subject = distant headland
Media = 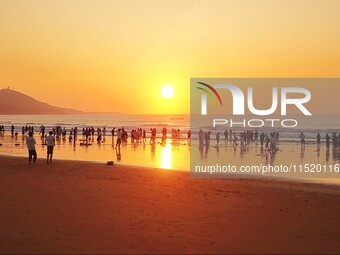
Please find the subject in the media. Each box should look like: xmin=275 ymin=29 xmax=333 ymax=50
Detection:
xmin=0 ymin=88 xmax=83 ymax=115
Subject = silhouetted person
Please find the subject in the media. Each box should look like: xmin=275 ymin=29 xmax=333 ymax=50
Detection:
xmin=216 ymin=132 xmax=220 ymax=146
xmin=46 ymin=131 xmax=55 ymax=164
xmin=224 ymin=130 xmax=228 ymax=141
xmin=116 ymin=129 xmax=122 ymax=150
xmin=317 ymin=133 xmax=321 ymax=150
xmin=326 ymin=133 xmax=330 ymax=150
xmin=332 ymin=133 xmax=337 ymax=150
xmin=26 ymin=132 xmax=37 ymax=165
xmin=300 ymin=132 xmax=305 ymax=148
xmin=260 ymin=133 xmax=265 ymax=147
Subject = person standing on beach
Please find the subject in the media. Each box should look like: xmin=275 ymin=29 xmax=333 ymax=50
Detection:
xmin=224 ymin=130 xmax=228 ymax=141
xmin=326 ymin=133 xmax=330 ymax=150
xmin=142 ymin=129 xmax=146 ymax=143
xmin=198 ymin=129 xmax=204 ymax=146
xmin=233 ymin=133 xmax=237 ymax=147
xmin=103 ymin=127 xmax=106 ymax=140
xmin=26 ymin=132 xmax=37 ymax=165
xmin=270 ymin=133 xmax=277 ymax=153
xmin=115 ymin=129 xmax=122 ymax=150
xmin=260 ymin=133 xmax=265 ymax=147
xmin=216 ymin=132 xmax=220 ymax=146
xmin=40 ymin=125 xmax=45 ymax=139
xmin=11 ymin=125 xmax=14 ymax=136
xmin=45 ymin=131 xmax=55 ymax=164
xmin=316 ymin=133 xmax=321 ymax=150
xmin=332 ymin=133 xmax=337 ymax=150
xmin=300 ymin=132 xmax=306 ymax=148
xmin=265 ymin=135 xmax=270 ymax=151
xmin=204 ymin=131 xmax=211 ymax=147
xmin=111 ymin=127 xmax=115 ymax=143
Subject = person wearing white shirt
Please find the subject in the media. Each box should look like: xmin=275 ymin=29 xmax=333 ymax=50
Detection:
xmin=26 ymin=132 xmax=37 ymax=165
xmin=45 ymin=131 xmax=55 ymax=164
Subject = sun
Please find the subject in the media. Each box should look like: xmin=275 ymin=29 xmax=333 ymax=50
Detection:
xmin=160 ymin=85 xmax=175 ymax=98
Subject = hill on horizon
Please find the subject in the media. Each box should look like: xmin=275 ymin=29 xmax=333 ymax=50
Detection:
xmin=0 ymin=88 xmax=83 ymax=115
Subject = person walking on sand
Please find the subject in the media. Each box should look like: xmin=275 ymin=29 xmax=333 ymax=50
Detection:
xmin=26 ymin=132 xmax=37 ymax=165
xmin=45 ymin=131 xmax=55 ymax=164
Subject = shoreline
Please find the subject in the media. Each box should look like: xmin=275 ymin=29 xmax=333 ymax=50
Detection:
xmin=2 ymin=153 xmax=340 ymax=187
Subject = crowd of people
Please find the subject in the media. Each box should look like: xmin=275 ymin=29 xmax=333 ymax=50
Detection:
xmin=0 ymin=124 xmax=191 ymax=165
xmin=1 ymin=124 xmax=340 ymax=164
xmin=198 ymin=129 xmax=339 ymax=154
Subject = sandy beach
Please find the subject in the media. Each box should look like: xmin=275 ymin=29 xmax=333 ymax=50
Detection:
xmin=1 ymin=155 xmax=340 ymax=254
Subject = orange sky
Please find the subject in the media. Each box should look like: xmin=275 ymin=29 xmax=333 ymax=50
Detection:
xmin=0 ymin=0 xmax=340 ymax=114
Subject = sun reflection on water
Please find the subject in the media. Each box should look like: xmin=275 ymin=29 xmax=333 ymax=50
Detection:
xmin=160 ymin=143 xmax=172 ymax=169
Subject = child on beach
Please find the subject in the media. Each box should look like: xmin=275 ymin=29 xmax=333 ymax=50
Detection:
xmin=45 ymin=131 xmax=55 ymax=164
xmin=26 ymin=132 xmax=37 ymax=165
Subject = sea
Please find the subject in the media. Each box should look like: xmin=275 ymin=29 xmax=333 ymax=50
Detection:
xmin=1 ymin=114 xmax=340 ymax=140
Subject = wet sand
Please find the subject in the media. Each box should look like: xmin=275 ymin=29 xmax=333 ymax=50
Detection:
xmin=1 ymin=155 xmax=340 ymax=254
xmin=0 ymin=134 xmax=191 ymax=170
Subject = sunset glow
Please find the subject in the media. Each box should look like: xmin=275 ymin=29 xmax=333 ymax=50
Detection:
xmin=0 ymin=0 xmax=340 ymax=114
